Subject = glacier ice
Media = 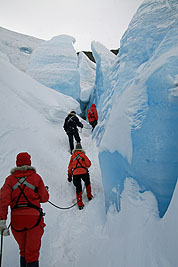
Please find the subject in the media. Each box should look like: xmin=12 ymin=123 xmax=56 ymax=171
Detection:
xmin=27 ymin=35 xmax=97 ymax=110
xmin=0 ymin=26 xmax=43 ymax=72
xmin=27 ymin=35 xmax=81 ymax=101
xmin=78 ymin=52 xmax=96 ymax=103
xmin=95 ymin=0 xmax=178 ymax=217
xmin=78 ymin=51 xmax=96 ymax=118
xmin=89 ymin=41 xmax=116 ymax=109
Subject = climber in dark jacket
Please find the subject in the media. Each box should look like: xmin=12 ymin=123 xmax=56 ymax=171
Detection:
xmin=63 ymin=111 xmax=83 ymax=154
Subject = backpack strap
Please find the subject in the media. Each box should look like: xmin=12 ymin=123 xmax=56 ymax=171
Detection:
xmin=88 ymin=108 xmax=95 ymax=118
xmin=67 ymin=115 xmax=76 ymax=126
xmin=12 ymin=177 xmax=37 ymax=192
xmin=73 ymin=154 xmax=83 ymax=161
xmin=11 ymin=176 xmax=44 ymax=232
xmin=72 ymin=154 xmax=88 ymax=174
xmin=66 ymin=116 xmax=77 ymax=132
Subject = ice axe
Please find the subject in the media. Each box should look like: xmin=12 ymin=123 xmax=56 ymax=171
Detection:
xmin=0 ymin=229 xmax=5 ymax=267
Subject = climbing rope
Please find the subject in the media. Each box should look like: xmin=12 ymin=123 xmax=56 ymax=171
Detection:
xmin=47 ymin=185 xmax=85 ymax=210
xmin=48 ymin=200 xmax=77 ymax=210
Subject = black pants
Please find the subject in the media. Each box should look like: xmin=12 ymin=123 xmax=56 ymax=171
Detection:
xmin=90 ymin=119 xmax=97 ymax=130
xmin=67 ymin=131 xmax=81 ymax=152
xmin=73 ymin=173 xmax=91 ymax=193
xmin=21 ymin=257 xmax=39 ymax=267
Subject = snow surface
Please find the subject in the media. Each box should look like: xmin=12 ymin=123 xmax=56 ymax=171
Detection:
xmin=0 ymin=53 xmax=104 ymax=267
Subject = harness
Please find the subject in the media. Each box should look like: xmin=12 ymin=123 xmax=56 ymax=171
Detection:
xmin=88 ymin=108 xmax=95 ymax=119
xmin=67 ymin=116 xmax=74 ymax=124
xmin=66 ymin=116 xmax=76 ymax=132
xmin=72 ymin=154 xmax=88 ymax=175
xmin=11 ymin=176 xmax=45 ymax=232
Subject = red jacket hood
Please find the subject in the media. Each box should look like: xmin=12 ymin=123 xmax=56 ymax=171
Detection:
xmin=11 ymin=166 xmax=36 ymax=177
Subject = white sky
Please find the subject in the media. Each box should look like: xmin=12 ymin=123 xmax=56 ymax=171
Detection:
xmin=0 ymin=0 xmax=143 ymax=51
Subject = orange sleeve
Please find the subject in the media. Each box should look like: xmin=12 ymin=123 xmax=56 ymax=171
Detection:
xmin=68 ymin=156 xmax=73 ymax=177
xmin=83 ymin=154 xmax=91 ymax=168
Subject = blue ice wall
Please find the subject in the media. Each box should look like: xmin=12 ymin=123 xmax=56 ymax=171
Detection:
xmin=96 ymin=0 xmax=178 ymax=217
xmin=131 ymin=62 xmax=178 ymax=216
xmin=99 ymin=151 xmax=131 ymax=212
xmin=88 ymin=41 xmax=116 ymax=114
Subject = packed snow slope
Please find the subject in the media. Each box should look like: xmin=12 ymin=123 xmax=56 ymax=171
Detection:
xmin=0 ymin=26 xmax=43 ymax=71
xmin=1 ymin=48 xmax=178 ymax=267
xmin=94 ymin=0 xmax=178 ymax=217
xmin=0 ymin=54 xmax=105 ymax=267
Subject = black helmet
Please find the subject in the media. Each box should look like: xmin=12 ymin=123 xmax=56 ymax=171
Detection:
xmin=70 ymin=111 xmax=76 ymax=114
xmin=75 ymin=143 xmax=82 ymax=150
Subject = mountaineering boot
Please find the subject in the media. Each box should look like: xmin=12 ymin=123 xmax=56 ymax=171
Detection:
xmin=20 ymin=256 xmax=26 ymax=267
xmin=26 ymin=261 xmax=39 ymax=267
xmin=86 ymin=184 xmax=93 ymax=201
xmin=76 ymin=192 xmax=84 ymax=210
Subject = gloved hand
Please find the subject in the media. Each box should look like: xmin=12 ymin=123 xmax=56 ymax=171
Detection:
xmin=68 ymin=176 xmax=72 ymax=182
xmin=0 ymin=220 xmax=10 ymax=236
xmin=45 ymin=186 xmax=49 ymax=192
